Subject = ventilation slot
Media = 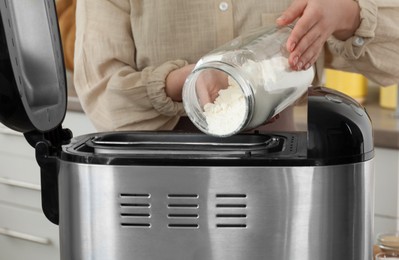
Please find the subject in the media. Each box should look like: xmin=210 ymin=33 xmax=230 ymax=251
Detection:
xmin=216 ymin=194 xmax=247 ymax=198
xmin=121 ymin=223 xmax=151 ymax=228
xmin=120 ymin=193 xmax=150 ymax=198
xmin=216 ymin=224 xmax=247 ymax=228
xmin=216 ymin=204 xmax=246 ymax=208
xmin=168 ymin=194 xmax=199 ymax=198
xmin=216 ymin=214 xmax=246 ymax=218
xmin=168 ymin=214 xmax=199 ymax=218
xmin=119 ymin=193 xmax=151 ymax=228
xmin=121 ymin=203 xmax=150 ymax=207
xmin=167 ymin=193 xmax=200 ymax=229
xmin=168 ymin=224 xmax=199 ymax=229
xmin=121 ymin=213 xmax=151 ymax=217
xmin=168 ymin=204 xmax=199 ymax=208
xmin=215 ymin=194 xmax=247 ymax=229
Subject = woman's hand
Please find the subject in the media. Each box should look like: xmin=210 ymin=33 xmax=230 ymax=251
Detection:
xmin=165 ymin=64 xmax=195 ymax=102
xmin=165 ymin=65 xmax=228 ymax=105
xmin=276 ymin=0 xmax=361 ymax=71
xmin=195 ymin=69 xmax=229 ymax=106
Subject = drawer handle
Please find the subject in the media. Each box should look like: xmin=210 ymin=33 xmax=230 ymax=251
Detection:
xmin=0 ymin=177 xmax=41 ymax=191
xmin=0 ymin=227 xmax=51 ymax=245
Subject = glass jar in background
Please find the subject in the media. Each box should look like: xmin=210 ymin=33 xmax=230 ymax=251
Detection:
xmin=324 ymin=69 xmax=368 ymax=104
xmin=375 ymin=253 xmax=399 ymax=260
xmin=377 ymin=232 xmax=399 ymax=256
xmin=182 ymin=25 xmax=314 ymax=137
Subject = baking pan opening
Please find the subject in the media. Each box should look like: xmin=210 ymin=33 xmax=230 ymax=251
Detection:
xmin=87 ymin=132 xmax=284 ymax=155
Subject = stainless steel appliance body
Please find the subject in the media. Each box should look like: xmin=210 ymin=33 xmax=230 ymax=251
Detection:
xmin=0 ymin=1 xmax=375 ymax=260
xmin=59 ymin=161 xmax=374 ymax=260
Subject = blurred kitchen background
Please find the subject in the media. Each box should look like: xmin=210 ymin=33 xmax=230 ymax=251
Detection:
xmin=0 ymin=0 xmax=398 ymax=259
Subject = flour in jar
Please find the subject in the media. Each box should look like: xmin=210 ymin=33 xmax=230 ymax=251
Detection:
xmin=203 ymin=55 xmax=313 ymax=136
xmin=203 ymin=77 xmax=246 ymax=136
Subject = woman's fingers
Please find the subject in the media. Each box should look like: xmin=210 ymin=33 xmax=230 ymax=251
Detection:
xmin=295 ymin=34 xmax=324 ymax=70
xmin=279 ymin=0 xmax=361 ymax=71
xmin=276 ymin=0 xmax=307 ymax=27
xmin=289 ymin=23 xmax=327 ymax=70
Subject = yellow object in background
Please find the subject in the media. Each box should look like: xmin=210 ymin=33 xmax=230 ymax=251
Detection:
xmin=56 ymin=0 xmax=76 ymax=72
xmin=324 ymin=69 xmax=368 ymax=104
xmin=379 ymin=84 xmax=398 ymax=109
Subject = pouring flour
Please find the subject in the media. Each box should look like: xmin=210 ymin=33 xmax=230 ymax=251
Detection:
xmin=183 ymin=25 xmax=314 ymax=137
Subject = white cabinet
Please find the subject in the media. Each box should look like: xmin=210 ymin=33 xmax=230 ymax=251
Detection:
xmin=0 ymin=204 xmax=60 ymax=260
xmin=374 ymin=147 xmax=399 ymax=239
xmin=0 ymin=111 xmax=96 ymax=260
xmin=0 ymin=125 xmax=59 ymax=260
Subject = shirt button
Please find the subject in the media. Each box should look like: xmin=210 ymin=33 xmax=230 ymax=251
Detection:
xmin=219 ymin=1 xmax=229 ymax=12
xmin=353 ymin=36 xmax=365 ymax=47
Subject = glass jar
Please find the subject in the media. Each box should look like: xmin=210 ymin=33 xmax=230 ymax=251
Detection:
xmin=376 ymin=253 xmax=399 ymax=260
xmin=377 ymin=232 xmax=399 ymax=254
xmin=182 ymin=25 xmax=314 ymax=137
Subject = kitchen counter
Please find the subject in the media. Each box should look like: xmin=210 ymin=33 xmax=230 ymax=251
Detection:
xmin=365 ymin=86 xmax=399 ymax=149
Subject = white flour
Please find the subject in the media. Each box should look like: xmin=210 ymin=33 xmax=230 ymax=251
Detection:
xmin=203 ymin=56 xmax=313 ymax=136
xmin=203 ymin=77 xmax=246 ymax=136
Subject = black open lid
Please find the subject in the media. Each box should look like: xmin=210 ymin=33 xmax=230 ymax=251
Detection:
xmin=0 ymin=0 xmax=66 ymax=133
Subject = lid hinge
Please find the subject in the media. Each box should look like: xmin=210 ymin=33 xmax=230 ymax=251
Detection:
xmin=24 ymin=126 xmax=72 ymax=225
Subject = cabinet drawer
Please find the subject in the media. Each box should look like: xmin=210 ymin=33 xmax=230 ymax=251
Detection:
xmin=0 ymin=176 xmax=41 ymax=209
xmin=0 ymin=203 xmax=60 ymax=260
xmin=0 ymin=151 xmax=42 ymax=208
xmin=0 ymin=146 xmax=40 ymax=185
xmin=0 ymin=125 xmax=33 ymax=158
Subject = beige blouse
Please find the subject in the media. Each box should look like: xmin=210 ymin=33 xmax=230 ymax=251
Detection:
xmin=74 ymin=0 xmax=399 ymax=132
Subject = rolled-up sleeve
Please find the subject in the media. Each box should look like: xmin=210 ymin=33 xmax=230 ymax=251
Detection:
xmin=74 ymin=0 xmax=186 ymax=131
xmin=326 ymin=0 xmax=399 ymax=86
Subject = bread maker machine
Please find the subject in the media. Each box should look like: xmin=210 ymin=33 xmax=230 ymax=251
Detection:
xmin=0 ymin=1 xmax=374 ymax=259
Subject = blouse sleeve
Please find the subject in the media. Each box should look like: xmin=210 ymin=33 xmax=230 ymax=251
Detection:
xmin=74 ymin=0 xmax=187 ymax=131
xmin=325 ymin=0 xmax=399 ymax=86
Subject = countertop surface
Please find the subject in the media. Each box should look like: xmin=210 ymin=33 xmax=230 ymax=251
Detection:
xmin=365 ymin=86 xmax=399 ymax=149
xmin=66 ymin=84 xmax=399 ymax=149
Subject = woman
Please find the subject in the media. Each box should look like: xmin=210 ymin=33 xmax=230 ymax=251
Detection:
xmin=74 ymin=0 xmax=399 ymax=131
